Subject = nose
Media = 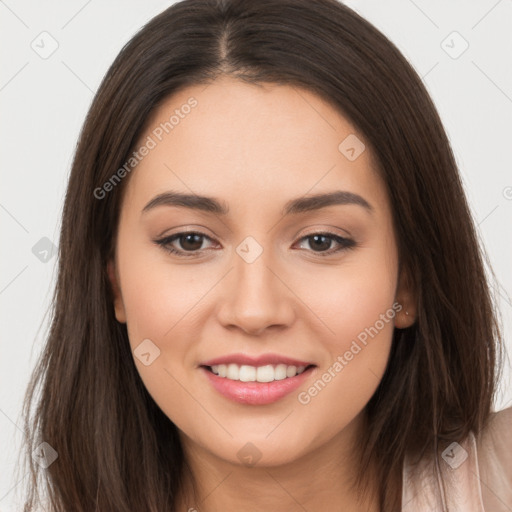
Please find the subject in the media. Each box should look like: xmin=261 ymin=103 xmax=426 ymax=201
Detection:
xmin=216 ymin=247 xmax=295 ymax=336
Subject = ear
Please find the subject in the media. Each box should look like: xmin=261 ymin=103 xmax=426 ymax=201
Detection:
xmin=107 ymin=259 xmax=127 ymax=324
xmin=394 ymin=266 xmax=417 ymax=329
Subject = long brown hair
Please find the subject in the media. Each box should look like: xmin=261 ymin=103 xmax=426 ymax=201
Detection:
xmin=18 ymin=0 xmax=503 ymax=510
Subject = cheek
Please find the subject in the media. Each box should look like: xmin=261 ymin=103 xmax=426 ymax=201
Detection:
xmin=118 ymin=239 xmax=209 ymax=343
xmin=293 ymin=309 xmax=396 ymax=456
xmin=294 ymin=253 xmax=398 ymax=436
xmin=329 ymin=276 xmax=396 ymax=353
xmin=311 ymin=278 xmax=396 ymax=407
xmin=302 ymin=237 xmax=398 ymax=354
xmin=116 ymin=240 xmax=220 ymax=419
xmin=116 ymin=245 xmax=206 ymax=428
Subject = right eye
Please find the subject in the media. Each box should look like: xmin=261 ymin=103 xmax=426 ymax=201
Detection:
xmin=154 ymin=231 xmax=218 ymax=257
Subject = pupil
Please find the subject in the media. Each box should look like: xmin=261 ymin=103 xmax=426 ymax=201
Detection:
xmin=311 ymin=235 xmax=330 ymax=251
xmin=181 ymin=234 xmax=202 ymax=251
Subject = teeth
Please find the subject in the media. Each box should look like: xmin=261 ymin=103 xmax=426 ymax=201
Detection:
xmin=209 ymin=363 xmax=307 ymax=382
xmin=239 ymin=365 xmax=256 ymax=382
xmin=226 ymin=363 xmax=239 ymax=380
xmin=258 ymin=364 xmax=277 ymax=382
xmin=275 ymin=364 xmax=289 ymax=380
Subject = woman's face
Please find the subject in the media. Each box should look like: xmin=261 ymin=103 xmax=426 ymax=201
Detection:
xmin=109 ymin=75 xmax=415 ymax=467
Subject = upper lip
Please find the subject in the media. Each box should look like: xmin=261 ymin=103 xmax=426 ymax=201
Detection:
xmin=200 ymin=353 xmax=315 ymax=368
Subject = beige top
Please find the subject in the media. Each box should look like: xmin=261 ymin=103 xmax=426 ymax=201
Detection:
xmin=402 ymin=406 xmax=512 ymax=511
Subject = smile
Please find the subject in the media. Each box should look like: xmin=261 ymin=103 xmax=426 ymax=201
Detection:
xmin=207 ymin=363 xmax=309 ymax=382
xmin=200 ymin=364 xmax=316 ymax=405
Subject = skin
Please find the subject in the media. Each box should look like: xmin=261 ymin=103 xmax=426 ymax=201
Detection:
xmin=108 ymin=75 xmax=416 ymax=512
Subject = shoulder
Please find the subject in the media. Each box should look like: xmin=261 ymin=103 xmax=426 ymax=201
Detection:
xmin=475 ymin=406 xmax=512 ymax=511
xmin=476 ymin=406 xmax=512 ymax=464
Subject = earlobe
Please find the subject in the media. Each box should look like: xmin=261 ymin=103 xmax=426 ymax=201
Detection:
xmin=107 ymin=259 xmax=127 ymax=324
xmin=394 ymin=267 xmax=417 ymax=329
xmin=395 ymin=307 xmax=415 ymax=329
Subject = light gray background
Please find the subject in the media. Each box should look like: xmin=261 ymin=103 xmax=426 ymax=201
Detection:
xmin=1 ymin=1 xmax=511 ymax=510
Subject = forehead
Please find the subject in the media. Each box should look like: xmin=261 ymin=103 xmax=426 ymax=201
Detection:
xmin=123 ymin=76 xmax=389 ymax=216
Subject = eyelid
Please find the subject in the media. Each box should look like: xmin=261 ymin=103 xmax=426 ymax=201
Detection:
xmin=155 ymin=224 xmax=215 ymax=239
xmin=298 ymin=225 xmax=352 ymax=239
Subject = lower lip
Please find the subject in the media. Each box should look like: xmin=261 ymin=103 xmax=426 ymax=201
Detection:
xmin=201 ymin=366 xmax=316 ymax=405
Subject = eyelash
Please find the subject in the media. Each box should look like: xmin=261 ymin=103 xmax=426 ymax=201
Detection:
xmin=153 ymin=231 xmax=356 ymax=258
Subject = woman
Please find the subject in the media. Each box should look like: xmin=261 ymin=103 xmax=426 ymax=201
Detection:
xmin=19 ymin=0 xmax=511 ymax=510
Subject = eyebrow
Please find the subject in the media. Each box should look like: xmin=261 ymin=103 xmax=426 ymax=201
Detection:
xmin=141 ymin=190 xmax=374 ymax=216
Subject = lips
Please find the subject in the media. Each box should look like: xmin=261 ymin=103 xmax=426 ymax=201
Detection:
xmin=199 ymin=352 xmax=317 ymax=405
xmin=201 ymin=365 xmax=316 ymax=405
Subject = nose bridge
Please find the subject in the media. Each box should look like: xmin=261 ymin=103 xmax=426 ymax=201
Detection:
xmin=217 ymin=236 xmax=294 ymax=334
xmin=236 ymin=247 xmax=275 ymax=298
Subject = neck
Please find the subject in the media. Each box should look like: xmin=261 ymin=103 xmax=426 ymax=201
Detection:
xmin=174 ymin=411 xmax=384 ymax=512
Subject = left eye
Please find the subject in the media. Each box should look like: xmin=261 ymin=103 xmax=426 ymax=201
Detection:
xmin=154 ymin=231 xmax=355 ymax=257
xmin=295 ymin=233 xmax=355 ymax=255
